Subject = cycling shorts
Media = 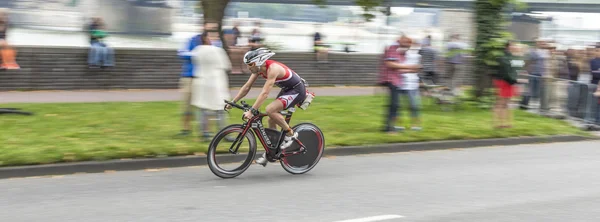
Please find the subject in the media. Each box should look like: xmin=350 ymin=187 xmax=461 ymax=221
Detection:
xmin=276 ymin=82 xmax=306 ymax=109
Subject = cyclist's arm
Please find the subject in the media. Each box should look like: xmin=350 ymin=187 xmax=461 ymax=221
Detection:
xmin=252 ymin=66 xmax=278 ymax=110
xmin=232 ymin=74 xmax=258 ymax=103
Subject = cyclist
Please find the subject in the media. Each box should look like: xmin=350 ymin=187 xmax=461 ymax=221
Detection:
xmin=225 ymin=47 xmax=308 ymax=165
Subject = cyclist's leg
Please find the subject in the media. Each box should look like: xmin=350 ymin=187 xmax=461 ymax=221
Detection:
xmin=265 ymin=100 xmax=288 ymax=132
xmin=266 ymin=86 xmax=306 ymax=149
xmin=268 ymin=89 xmax=286 ymax=129
xmin=267 ymin=86 xmax=306 ymax=131
xmin=257 ymin=100 xmax=289 ymax=165
xmin=267 ymin=117 xmax=278 ymax=129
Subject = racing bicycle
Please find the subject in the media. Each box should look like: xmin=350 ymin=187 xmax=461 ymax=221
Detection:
xmin=206 ymin=100 xmax=325 ymax=179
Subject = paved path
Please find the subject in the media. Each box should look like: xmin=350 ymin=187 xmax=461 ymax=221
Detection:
xmin=1 ymin=141 xmax=600 ymax=222
xmin=0 ymin=87 xmax=381 ymax=104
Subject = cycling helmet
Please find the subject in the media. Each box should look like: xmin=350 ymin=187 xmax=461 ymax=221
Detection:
xmin=243 ymin=47 xmax=275 ymax=67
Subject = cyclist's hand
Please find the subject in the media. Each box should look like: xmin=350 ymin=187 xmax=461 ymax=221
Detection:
xmin=243 ymin=110 xmax=254 ymax=120
xmin=224 ymin=104 xmax=232 ymax=111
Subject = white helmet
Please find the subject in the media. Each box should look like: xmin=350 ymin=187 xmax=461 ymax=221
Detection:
xmin=243 ymin=47 xmax=275 ymax=67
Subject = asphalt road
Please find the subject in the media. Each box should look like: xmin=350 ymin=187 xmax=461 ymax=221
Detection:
xmin=1 ymin=141 xmax=600 ymax=222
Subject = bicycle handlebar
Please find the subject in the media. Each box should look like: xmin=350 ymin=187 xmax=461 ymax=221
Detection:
xmin=224 ymin=100 xmax=266 ymax=116
xmin=224 ymin=100 xmax=247 ymax=110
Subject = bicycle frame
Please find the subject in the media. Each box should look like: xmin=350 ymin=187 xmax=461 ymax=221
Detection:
xmin=229 ymin=108 xmax=307 ymax=160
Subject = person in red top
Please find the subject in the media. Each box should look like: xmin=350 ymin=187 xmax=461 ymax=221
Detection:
xmin=379 ymin=35 xmax=421 ymax=133
xmin=227 ymin=48 xmax=308 ymax=166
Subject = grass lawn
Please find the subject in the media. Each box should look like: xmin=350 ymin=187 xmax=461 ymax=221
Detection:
xmin=0 ymin=95 xmax=584 ymax=167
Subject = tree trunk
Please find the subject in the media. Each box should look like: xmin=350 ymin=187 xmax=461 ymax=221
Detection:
xmin=473 ymin=0 xmax=504 ymax=99
xmin=200 ymin=0 xmax=230 ymax=52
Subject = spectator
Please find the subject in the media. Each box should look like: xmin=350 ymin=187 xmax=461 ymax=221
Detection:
xmin=566 ymin=49 xmax=581 ymax=81
xmin=445 ymin=34 xmax=467 ymax=91
xmin=175 ymin=23 xmax=208 ymax=136
xmin=521 ymin=38 xmax=548 ymax=107
xmin=579 ymin=48 xmax=590 ymax=72
xmin=175 ymin=22 xmax=223 ymax=137
xmin=191 ymin=30 xmax=232 ymax=141
xmin=249 ymin=21 xmax=263 ymax=50
xmin=556 ymin=49 xmax=570 ymax=80
xmin=0 ymin=9 xmax=18 ymax=69
xmin=399 ymin=39 xmax=423 ymax=130
xmin=546 ymin=44 xmax=565 ymax=79
xmin=492 ymin=41 xmax=519 ymax=128
xmin=313 ymin=23 xmax=328 ymax=63
xmin=87 ymin=18 xmax=114 ymax=68
xmin=588 ymin=46 xmax=600 ymax=124
xmin=231 ymin=21 xmax=241 ymax=46
xmin=421 ymin=35 xmax=431 ymax=46
xmin=378 ymin=35 xmax=421 ymax=134
xmin=566 ymin=48 xmax=584 ymax=117
xmin=545 ymin=43 xmax=563 ymax=111
xmin=419 ymin=35 xmax=438 ymax=84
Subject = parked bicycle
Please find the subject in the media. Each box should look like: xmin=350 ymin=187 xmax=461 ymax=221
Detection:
xmin=419 ymin=77 xmax=459 ymax=111
xmin=206 ymin=100 xmax=325 ymax=179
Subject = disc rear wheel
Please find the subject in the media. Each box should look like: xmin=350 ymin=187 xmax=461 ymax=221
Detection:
xmin=280 ymin=123 xmax=325 ymax=174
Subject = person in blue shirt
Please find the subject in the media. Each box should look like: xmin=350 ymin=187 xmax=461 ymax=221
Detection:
xmin=175 ymin=22 xmax=222 ymax=136
xmin=588 ymin=46 xmax=600 ymax=125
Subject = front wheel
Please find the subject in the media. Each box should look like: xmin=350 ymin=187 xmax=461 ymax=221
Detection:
xmin=280 ymin=123 xmax=325 ymax=174
xmin=207 ymin=124 xmax=257 ymax=179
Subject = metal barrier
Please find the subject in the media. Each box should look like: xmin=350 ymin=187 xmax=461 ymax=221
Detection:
xmin=517 ymin=73 xmax=600 ymax=129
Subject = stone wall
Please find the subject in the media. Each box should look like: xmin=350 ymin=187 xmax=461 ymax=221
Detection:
xmin=0 ymin=46 xmax=475 ymax=91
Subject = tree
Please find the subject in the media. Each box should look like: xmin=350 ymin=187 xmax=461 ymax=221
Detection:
xmin=473 ymin=0 xmax=526 ymax=99
xmin=199 ymin=0 xmax=231 ymax=51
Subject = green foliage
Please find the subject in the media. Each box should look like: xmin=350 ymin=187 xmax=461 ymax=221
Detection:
xmin=509 ymin=0 xmax=528 ymax=10
xmin=312 ymin=0 xmax=328 ymax=8
xmin=355 ymin=0 xmax=385 ymax=22
xmin=313 ymin=0 xmax=384 ymax=22
xmin=473 ymin=0 xmax=526 ymax=98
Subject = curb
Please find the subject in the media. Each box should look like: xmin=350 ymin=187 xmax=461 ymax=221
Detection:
xmin=0 ymin=135 xmax=595 ymax=179
xmin=323 ymin=135 xmax=596 ymax=156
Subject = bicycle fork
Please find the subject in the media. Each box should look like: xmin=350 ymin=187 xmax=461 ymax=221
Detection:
xmin=229 ymin=125 xmax=251 ymax=154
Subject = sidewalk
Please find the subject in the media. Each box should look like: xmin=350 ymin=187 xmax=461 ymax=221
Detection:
xmin=0 ymin=87 xmax=382 ymax=104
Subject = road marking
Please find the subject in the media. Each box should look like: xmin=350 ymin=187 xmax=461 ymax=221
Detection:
xmin=334 ymin=214 xmax=404 ymax=222
xmin=145 ymin=168 xmax=164 ymax=172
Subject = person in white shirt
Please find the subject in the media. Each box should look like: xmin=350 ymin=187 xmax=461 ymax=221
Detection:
xmin=190 ymin=28 xmax=232 ymax=141
xmin=397 ymin=38 xmax=423 ymax=131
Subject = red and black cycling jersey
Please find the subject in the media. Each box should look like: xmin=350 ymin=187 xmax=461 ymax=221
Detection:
xmin=258 ymin=60 xmax=306 ymax=109
xmin=258 ymin=60 xmax=303 ymax=90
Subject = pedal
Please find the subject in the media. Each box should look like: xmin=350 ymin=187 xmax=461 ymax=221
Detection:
xmin=266 ymin=152 xmax=278 ymax=162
